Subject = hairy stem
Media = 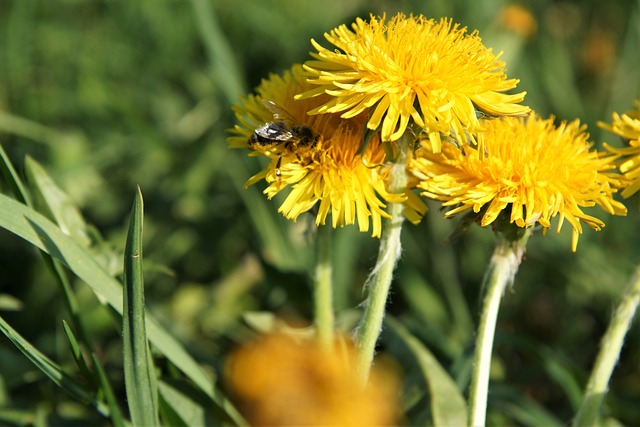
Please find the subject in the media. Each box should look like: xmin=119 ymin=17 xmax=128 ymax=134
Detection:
xmin=355 ymin=137 xmax=409 ymax=385
xmin=572 ymin=265 xmax=640 ymax=427
xmin=468 ymin=230 xmax=531 ymax=426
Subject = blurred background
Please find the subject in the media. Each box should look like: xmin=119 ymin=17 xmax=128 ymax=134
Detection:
xmin=0 ymin=0 xmax=638 ymax=425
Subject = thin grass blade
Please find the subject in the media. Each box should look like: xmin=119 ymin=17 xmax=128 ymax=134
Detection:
xmin=0 ymin=143 xmax=31 ymax=205
xmin=24 ymin=155 xmax=91 ymax=248
xmin=90 ymin=353 xmax=126 ymax=427
xmin=0 ymin=193 xmax=247 ymax=426
xmin=123 ymin=186 xmax=158 ymax=427
xmin=22 ymin=156 xmax=95 ymax=348
xmin=158 ymin=380 xmax=208 ymax=427
xmin=61 ymin=320 xmax=95 ymax=388
xmin=0 ymin=315 xmax=109 ymax=417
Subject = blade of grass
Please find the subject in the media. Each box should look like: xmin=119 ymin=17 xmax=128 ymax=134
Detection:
xmin=158 ymin=377 xmax=251 ymax=427
xmin=62 ymin=319 xmax=127 ymax=427
xmin=122 ymin=186 xmax=158 ymax=427
xmin=158 ymin=394 xmax=190 ymax=427
xmin=0 ymin=193 xmax=247 ymax=426
xmin=0 ymin=315 xmax=109 ymax=417
xmin=22 ymin=155 xmax=96 ymax=350
xmin=0 ymin=143 xmax=31 ymax=205
xmin=158 ymin=379 xmax=219 ymax=427
xmin=90 ymin=353 xmax=126 ymax=427
xmin=384 ymin=316 xmax=468 ymax=427
xmin=61 ymin=320 xmax=95 ymax=389
xmin=24 ymin=155 xmax=91 ymax=248
xmin=3 ymin=145 xmax=95 ymax=354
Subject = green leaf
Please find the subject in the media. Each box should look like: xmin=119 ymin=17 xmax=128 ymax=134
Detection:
xmin=158 ymin=379 xmax=224 ymax=427
xmin=0 ymin=192 xmax=247 ymax=426
xmin=0 ymin=315 xmax=109 ymax=417
xmin=63 ymin=320 xmax=126 ymax=426
xmin=3 ymin=148 xmax=95 ymax=352
xmin=384 ymin=316 xmax=468 ymax=427
xmin=61 ymin=320 xmax=95 ymax=389
xmin=0 ymin=143 xmax=31 ymax=205
xmin=24 ymin=155 xmax=91 ymax=248
xmin=122 ymin=186 xmax=159 ymax=427
xmin=90 ymin=353 xmax=126 ymax=427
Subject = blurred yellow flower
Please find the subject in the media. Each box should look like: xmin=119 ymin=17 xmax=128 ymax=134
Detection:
xmin=230 ymin=65 xmax=425 ymax=237
xmin=498 ymin=4 xmax=537 ymax=39
xmin=411 ymin=114 xmax=627 ymax=251
xmin=601 ymin=101 xmax=640 ymax=197
xmin=297 ymin=13 xmax=530 ymax=152
xmin=225 ymin=333 xmax=400 ymax=426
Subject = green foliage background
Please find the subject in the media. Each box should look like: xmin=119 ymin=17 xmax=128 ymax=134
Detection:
xmin=0 ymin=0 xmax=638 ymax=425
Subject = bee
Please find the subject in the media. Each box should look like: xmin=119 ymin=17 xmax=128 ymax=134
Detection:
xmin=249 ymin=100 xmax=321 ymax=178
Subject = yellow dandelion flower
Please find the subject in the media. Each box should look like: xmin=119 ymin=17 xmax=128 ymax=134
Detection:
xmin=297 ymin=13 xmax=530 ymax=152
xmin=270 ymin=124 xmax=407 ymax=237
xmin=230 ymin=65 xmax=424 ymax=237
xmin=225 ymin=333 xmax=400 ymax=426
xmin=411 ymin=114 xmax=627 ymax=251
xmin=600 ymin=101 xmax=640 ymax=197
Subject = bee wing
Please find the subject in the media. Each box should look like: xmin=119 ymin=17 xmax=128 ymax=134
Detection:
xmin=262 ymin=99 xmax=299 ymax=124
xmin=254 ymin=122 xmax=294 ymax=141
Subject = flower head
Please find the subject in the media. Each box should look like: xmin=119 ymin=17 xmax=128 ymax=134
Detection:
xmin=225 ymin=333 xmax=400 ymax=426
xmin=411 ymin=114 xmax=627 ymax=251
xmin=600 ymin=101 xmax=640 ymax=197
xmin=298 ymin=13 xmax=530 ymax=152
xmin=230 ymin=65 xmax=425 ymax=237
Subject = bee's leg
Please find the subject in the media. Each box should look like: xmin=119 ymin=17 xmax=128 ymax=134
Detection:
xmin=275 ymin=156 xmax=282 ymax=179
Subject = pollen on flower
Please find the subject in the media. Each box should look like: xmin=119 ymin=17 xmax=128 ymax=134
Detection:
xmin=410 ymin=114 xmax=627 ymax=251
xmin=297 ymin=13 xmax=530 ymax=152
xmin=225 ymin=333 xmax=401 ymax=426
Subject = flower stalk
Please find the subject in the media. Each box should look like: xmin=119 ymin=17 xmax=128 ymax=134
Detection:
xmin=355 ymin=135 xmax=409 ymax=385
xmin=572 ymin=265 xmax=640 ymax=427
xmin=314 ymin=224 xmax=334 ymax=349
xmin=468 ymin=228 xmax=532 ymax=427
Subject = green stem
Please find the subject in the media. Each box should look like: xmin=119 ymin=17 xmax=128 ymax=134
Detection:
xmin=572 ymin=265 xmax=640 ymax=427
xmin=468 ymin=230 xmax=531 ymax=427
xmin=355 ymin=137 xmax=409 ymax=385
xmin=314 ymin=224 xmax=334 ymax=349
